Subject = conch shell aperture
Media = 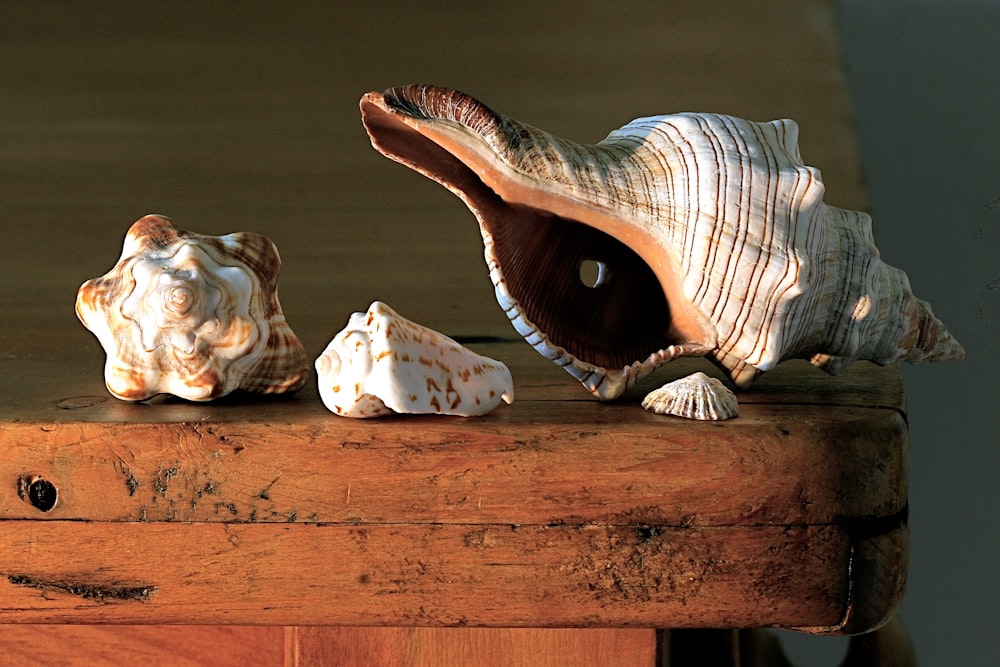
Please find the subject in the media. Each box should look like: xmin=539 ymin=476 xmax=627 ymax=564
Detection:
xmin=76 ymin=214 xmax=309 ymax=401
xmin=360 ymin=85 xmax=964 ymax=399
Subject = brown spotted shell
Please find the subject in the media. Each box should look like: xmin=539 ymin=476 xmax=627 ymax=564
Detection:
xmin=314 ymin=301 xmax=513 ymax=417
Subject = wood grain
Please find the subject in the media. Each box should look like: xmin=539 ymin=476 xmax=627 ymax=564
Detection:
xmin=0 ymin=626 xmax=285 ymax=667
xmin=0 ymin=625 xmax=653 ymax=667
xmin=0 ymin=364 xmax=908 ymax=630
xmin=0 ymin=519 xmax=906 ymax=631
xmin=0 ymin=622 xmax=915 ymax=666
xmin=285 ymin=628 xmax=658 ymax=667
xmin=1 ymin=384 xmax=906 ymax=526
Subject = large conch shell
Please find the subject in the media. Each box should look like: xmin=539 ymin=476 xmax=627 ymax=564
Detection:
xmin=360 ymin=85 xmax=964 ymax=399
xmin=76 ymin=214 xmax=309 ymax=401
xmin=315 ymin=301 xmax=514 ymax=417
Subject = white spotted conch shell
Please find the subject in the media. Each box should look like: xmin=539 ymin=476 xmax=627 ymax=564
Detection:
xmin=642 ymin=372 xmax=739 ymax=421
xmin=360 ymin=85 xmax=964 ymax=399
xmin=315 ymin=301 xmax=514 ymax=417
xmin=76 ymin=214 xmax=309 ymax=401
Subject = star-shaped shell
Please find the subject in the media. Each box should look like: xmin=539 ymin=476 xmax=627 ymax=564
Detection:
xmin=76 ymin=215 xmax=309 ymax=401
xmin=315 ymin=301 xmax=514 ymax=417
xmin=360 ymin=85 xmax=965 ymax=399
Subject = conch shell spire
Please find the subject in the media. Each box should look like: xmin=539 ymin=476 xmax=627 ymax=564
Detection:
xmin=361 ymin=85 xmax=963 ymax=397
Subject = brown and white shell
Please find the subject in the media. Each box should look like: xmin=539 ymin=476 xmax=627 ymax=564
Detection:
xmin=642 ymin=372 xmax=739 ymax=421
xmin=315 ymin=301 xmax=514 ymax=417
xmin=76 ymin=214 xmax=309 ymax=401
xmin=360 ymin=85 xmax=965 ymax=399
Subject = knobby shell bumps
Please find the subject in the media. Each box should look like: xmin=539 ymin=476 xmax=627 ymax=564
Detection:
xmin=360 ymin=85 xmax=965 ymax=399
xmin=315 ymin=301 xmax=514 ymax=417
xmin=76 ymin=215 xmax=309 ymax=401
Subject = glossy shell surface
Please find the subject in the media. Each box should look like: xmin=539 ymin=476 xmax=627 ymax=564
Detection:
xmin=315 ymin=301 xmax=514 ymax=417
xmin=361 ymin=85 xmax=964 ymax=399
xmin=76 ymin=214 xmax=308 ymax=401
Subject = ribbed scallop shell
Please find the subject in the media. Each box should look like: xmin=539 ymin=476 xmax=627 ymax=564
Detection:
xmin=361 ymin=85 xmax=964 ymax=398
xmin=76 ymin=215 xmax=308 ymax=401
xmin=315 ymin=301 xmax=514 ymax=417
xmin=642 ymin=372 xmax=739 ymax=421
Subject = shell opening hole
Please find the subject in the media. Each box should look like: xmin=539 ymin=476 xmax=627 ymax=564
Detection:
xmin=579 ymin=260 xmax=610 ymax=288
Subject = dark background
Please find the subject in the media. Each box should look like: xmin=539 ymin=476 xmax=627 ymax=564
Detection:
xmin=821 ymin=2 xmax=997 ymax=665
xmin=789 ymin=3 xmax=997 ymax=665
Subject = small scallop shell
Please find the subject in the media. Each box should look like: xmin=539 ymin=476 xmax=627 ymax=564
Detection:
xmin=315 ymin=301 xmax=514 ymax=418
xmin=641 ymin=372 xmax=739 ymax=421
xmin=75 ymin=214 xmax=309 ymax=401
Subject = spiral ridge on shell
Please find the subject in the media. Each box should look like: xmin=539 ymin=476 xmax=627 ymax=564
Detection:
xmin=361 ymin=85 xmax=964 ymax=397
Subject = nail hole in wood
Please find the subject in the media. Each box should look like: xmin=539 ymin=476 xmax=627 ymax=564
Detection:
xmin=22 ymin=477 xmax=58 ymax=512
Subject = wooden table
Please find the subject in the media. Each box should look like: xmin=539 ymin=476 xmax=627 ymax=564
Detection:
xmin=0 ymin=1 xmax=912 ymax=664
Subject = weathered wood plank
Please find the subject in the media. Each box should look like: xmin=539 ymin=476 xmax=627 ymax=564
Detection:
xmin=0 ymin=521 xmax=859 ymax=628
xmin=1 ymin=402 xmax=906 ymax=525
